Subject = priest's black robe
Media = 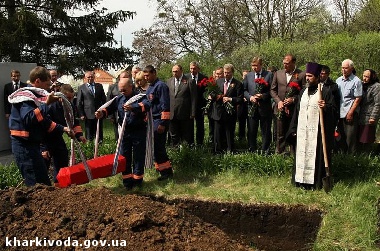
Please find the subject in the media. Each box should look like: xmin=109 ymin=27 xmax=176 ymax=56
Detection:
xmin=286 ymin=84 xmax=338 ymax=189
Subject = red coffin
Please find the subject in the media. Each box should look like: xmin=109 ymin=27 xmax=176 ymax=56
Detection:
xmin=57 ymin=154 xmax=126 ymax=188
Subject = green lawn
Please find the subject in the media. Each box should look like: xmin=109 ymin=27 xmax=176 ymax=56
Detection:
xmin=1 ymin=119 xmax=380 ymax=250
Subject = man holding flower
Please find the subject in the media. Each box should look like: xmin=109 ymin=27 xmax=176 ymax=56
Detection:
xmin=270 ymin=54 xmax=305 ymax=154
xmin=243 ymin=57 xmax=273 ymax=154
xmin=210 ymin=64 xmax=243 ymax=153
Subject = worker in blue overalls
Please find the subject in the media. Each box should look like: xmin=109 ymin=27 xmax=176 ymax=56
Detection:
xmin=46 ymin=83 xmax=86 ymax=186
xmin=143 ymin=65 xmax=173 ymax=180
xmin=96 ymin=77 xmax=150 ymax=190
xmin=8 ymin=66 xmax=73 ymax=186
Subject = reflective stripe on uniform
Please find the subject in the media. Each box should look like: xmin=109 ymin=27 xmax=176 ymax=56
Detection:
xmin=34 ymin=108 xmax=43 ymax=122
xmin=122 ymin=174 xmax=133 ymax=179
xmin=10 ymin=130 xmax=29 ymax=137
xmin=154 ymin=161 xmax=172 ymax=171
xmin=133 ymin=174 xmax=144 ymax=180
xmin=48 ymin=122 xmax=57 ymax=133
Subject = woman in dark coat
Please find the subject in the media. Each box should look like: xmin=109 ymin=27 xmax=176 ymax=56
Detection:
xmin=358 ymin=69 xmax=380 ymax=152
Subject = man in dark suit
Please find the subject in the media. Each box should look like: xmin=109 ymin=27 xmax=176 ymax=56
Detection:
xmin=167 ymin=64 xmax=197 ymax=146
xmin=211 ymin=64 xmax=243 ymax=153
xmin=4 ymin=70 xmax=27 ymax=120
xmin=76 ymin=71 xmax=106 ymax=142
xmin=244 ymin=57 xmax=273 ymax=154
xmin=270 ymin=54 xmax=305 ymax=154
xmin=185 ymin=61 xmax=208 ymax=145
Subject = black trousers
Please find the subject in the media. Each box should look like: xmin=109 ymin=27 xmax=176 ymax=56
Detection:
xmin=85 ymin=118 xmax=103 ymax=141
xmin=247 ymin=113 xmax=272 ymax=153
xmin=195 ymin=108 xmax=205 ymax=145
xmin=169 ymin=118 xmax=194 ymax=146
xmin=238 ymin=102 xmax=248 ymax=140
xmin=214 ymin=118 xmax=236 ymax=153
xmin=276 ymin=115 xmax=293 ymax=154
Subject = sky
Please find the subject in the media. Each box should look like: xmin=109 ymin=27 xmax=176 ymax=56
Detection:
xmin=71 ymin=0 xmax=158 ymax=49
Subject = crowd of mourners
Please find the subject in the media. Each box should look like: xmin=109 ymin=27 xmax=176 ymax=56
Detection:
xmin=4 ymin=53 xmax=379 ymax=190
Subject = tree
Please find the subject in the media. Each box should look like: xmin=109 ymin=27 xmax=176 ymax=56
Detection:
xmin=132 ymin=0 xmax=322 ymax=65
xmin=349 ymin=0 xmax=380 ymax=32
xmin=332 ymin=0 xmax=362 ymax=29
xmin=0 ymin=0 xmax=138 ymax=76
xmin=132 ymin=27 xmax=177 ymax=68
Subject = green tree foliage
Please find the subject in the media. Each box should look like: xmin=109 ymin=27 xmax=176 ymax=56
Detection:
xmin=0 ymin=0 xmax=138 ymax=76
xmin=227 ymin=32 xmax=380 ymax=81
xmin=350 ymin=0 xmax=380 ymax=32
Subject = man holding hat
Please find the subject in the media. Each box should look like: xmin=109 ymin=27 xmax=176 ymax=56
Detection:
xmin=287 ymin=62 xmax=338 ymax=190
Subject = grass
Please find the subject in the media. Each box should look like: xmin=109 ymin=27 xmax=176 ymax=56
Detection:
xmin=1 ymin=119 xmax=380 ymax=250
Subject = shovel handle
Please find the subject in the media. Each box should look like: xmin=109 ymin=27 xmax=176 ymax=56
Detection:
xmin=318 ymin=84 xmax=330 ymax=176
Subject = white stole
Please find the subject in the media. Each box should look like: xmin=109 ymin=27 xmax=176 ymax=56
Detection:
xmin=295 ymin=88 xmax=320 ymax=184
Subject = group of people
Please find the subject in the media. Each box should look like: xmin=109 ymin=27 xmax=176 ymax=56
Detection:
xmin=4 ymin=53 xmax=380 ymax=190
xmin=102 ymin=55 xmax=379 ymax=190
xmin=4 ymin=65 xmax=174 ymax=190
xmin=4 ymin=67 xmax=76 ymax=187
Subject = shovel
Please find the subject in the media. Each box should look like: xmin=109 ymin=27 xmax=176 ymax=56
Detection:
xmin=318 ymin=84 xmax=333 ymax=193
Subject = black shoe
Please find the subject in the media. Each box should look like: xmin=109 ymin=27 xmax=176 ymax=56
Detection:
xmin=123 ymin=178 xmax=134 ymax=190
xmin=124 ymin=184 xmax=134 ymax=190
xmin=158 ymin=169 xmax=173 ymax=181
xmin=134 ymin=179 xmax=143 ymax=187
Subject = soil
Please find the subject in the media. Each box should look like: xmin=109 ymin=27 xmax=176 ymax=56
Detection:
xmin=0 ymin=185 xmax=323 ymax=251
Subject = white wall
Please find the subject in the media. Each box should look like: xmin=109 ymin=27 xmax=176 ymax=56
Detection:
xmin=0 ymin=62 xmax=37 ymax=151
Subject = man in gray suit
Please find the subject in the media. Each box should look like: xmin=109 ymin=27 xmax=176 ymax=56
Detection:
xmin=167 ymin=64 xmax=197 ymax=146
xmin=270 ymin=54 xmax=305 ymax=154
xmin=243 ymin=56 xmax=273 ymax=154
xmin=77 ymin=71 xmax=106 ymax=142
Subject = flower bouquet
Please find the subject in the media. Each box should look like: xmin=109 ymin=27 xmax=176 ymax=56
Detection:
xmin=199 ymin=77 xmax=234 ymax=115
xmin=277 ymin=81 xmax=301 ymax=119
xmin=248 ymin=78 xmax=269 ymax=117
xmin=223 ymin=98 xmax=234 ymax=115
xmin=199 ymin=77 xmax=216 ymax=112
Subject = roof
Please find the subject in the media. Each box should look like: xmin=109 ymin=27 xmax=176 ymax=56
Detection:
xmin=83 ymin=69 xmax=116 ymax=84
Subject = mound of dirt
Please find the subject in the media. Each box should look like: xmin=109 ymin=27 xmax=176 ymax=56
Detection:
xmin=0 ymin=185 xmax=252 ymax=251
xmin=0 ymin=185 xmax=323 ymax=251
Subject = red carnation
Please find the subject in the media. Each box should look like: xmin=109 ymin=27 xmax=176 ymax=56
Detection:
xmin=288 ymin=82 xmax=301 ymax=91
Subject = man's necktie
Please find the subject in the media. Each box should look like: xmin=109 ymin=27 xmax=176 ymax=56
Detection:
xmin=192 ymin=75 xmax=196 ymax=85
xmin=224 ymin=81 xmax=228 ymax=94
xmin=14 ymin=83 xmax=18 ymax=91
xmin=175 ymin=79 xmax=179 ymax=95
xmin=90 ymin=84 xmax=95 ymax=94
xmin=256 ymin=73 xmax=261 ymax=79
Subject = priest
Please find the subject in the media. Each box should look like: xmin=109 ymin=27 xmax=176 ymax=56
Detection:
xmin=287 ymin=62 xmax=338 ymax=189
